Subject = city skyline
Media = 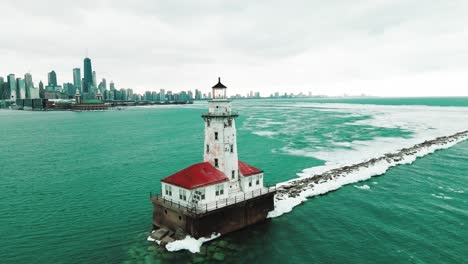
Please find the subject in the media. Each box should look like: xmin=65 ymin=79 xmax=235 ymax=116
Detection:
xmin=1 ymin=56 xmax=317 ymax=101
xmin=1 ymin=1 xmax=468 ymax=96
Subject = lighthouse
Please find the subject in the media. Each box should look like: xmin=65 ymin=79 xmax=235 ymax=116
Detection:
xmin=202 ymin=77 xmax=241 ymax=194
xmin=150 ymin=78 xmax=276 ymax=242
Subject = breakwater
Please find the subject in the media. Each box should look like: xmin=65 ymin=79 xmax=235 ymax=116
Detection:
xmin=269 ymin=130 xmax=468 ymax=217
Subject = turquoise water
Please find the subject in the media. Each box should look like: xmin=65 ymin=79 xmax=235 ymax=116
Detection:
xmin=277 ymin=97 xmax=468 ymax=107
xmin=0 ymin=98 xmax=467 ymax=263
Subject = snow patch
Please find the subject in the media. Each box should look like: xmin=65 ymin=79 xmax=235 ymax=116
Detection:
xmin=165 ymin=233 xmax=220 ymax=253
xmin=146 ymin=236 xmax=161 ymax=245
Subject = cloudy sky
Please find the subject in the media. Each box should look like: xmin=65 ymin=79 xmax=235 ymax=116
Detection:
xmin=1 ymin=0 xmax=468 ymax=96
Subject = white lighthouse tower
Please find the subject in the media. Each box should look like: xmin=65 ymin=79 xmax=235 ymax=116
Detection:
xmin=202 ymin=77 xmax=240 ymax=193
xmin=152 ymin=78 xmax=275 ymax=240
xmin=159 ymin=78 xmax=268 ymax=208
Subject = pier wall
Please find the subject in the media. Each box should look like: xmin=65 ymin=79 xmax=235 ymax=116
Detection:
xmin=152 ymin=192 xmax=275 ymax=238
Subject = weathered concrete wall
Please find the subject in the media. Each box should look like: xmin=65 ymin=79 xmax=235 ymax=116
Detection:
xmin=152 ymin=192 xmax=275 ymax=239
xmin=152 ymin=202 xmax=188 ymax=233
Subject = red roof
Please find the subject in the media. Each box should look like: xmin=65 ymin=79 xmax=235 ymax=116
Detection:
xmin=238 ymin=161 xmax=263 ymax=177
xmin=161 ymin=162 xmax=229 ymax=189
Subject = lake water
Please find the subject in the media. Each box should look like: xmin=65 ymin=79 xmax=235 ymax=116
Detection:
xmin=0 ymin=97 xmax=467 ymax=263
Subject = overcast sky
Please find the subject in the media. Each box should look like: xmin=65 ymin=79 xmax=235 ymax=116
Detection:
xmin=1 ymin=0 xmax=468 ymax=96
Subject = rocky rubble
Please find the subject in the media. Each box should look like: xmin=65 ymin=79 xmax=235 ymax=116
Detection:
xmin=276 ymin=130 xmax=468 ymax=200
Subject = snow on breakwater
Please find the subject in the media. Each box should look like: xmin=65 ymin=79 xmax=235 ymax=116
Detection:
xmin=147 ymin=233 xmax=220 ymax=253
xmin=268 ymin=130 xmax=468 ymax=218
xmin=165 ymin=233 xmax=220 ymax=253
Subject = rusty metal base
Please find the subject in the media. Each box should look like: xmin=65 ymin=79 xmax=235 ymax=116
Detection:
xmin=151 ymin=191 xmax=275 ymax=239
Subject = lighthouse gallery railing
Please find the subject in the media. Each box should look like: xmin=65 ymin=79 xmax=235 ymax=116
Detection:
xmin=150 ymin=186 xmax=276 ymax=216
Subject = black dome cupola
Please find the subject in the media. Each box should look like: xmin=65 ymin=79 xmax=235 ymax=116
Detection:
xmin=211 ymin=77 xmax=227 ymax=99
xmin=212 ymin=77 xmax=227 ymax=89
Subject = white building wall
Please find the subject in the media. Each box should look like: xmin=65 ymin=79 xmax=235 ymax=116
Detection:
xmin=208 ymin=100 xmax=232 ymax=114
xmin=239 ymin=173 xmax=264 ymax=192
xmin=203 ymin=99 xmax=240 ymax=192
xmin=161 ymin=183 xmax=192 ymax=207
xmin=162 ymin=182 xmax=229 ymax=207
xmin=192 ymin=182 xmax=229 ymax=205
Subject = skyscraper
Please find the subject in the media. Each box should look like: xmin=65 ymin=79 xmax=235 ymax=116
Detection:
xmin=7 ymin=74 xmax=16 ymax=101
xmin=0 ymin=77 xmax=4 ymax=99
xmin=48 ymin=71 xmax=57 ymax=87
xmin=92 ymin=71 xmax=97 ymax=88
xmin=83 ymin=57 xmax=93 ymax=94
xmin=24 ymin=73 xmax=34 ymax=99
xmin=73 ymin=68 xmax=82 ymax=93
xmin=160 ymin=89 xmax=165 ymax=101
xmin=39 ymin=81 xmax=45 ymax=99
xmin=98 ymin=78 xmax=107 ymax=93
xmin=127 ymin=88 xmax=133 ymax=100
xmin=109 ymin=81 xmax=115 ymax=91
xmin=63 ymin=83 xmax=75 ymax=98
xmin=16 ymin=78 xmax=26 ymax=99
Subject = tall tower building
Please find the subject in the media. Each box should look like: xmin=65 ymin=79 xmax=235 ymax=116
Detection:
xmin=39 ymin=81 xmax=45 ymax=99
xmin=73 ymin=68 xmax=82 ymax=93
xmin=0 ymin=77 xmax=4 ymax=100
xmin=98 ymin=78 xmax=107 ymax=93
xmin=127 ymin=88 xmax=133 ymax=100
xmin=83 ymin=57 xmax=93 ymax=93
xmin=7 ymin=74 xmax=17 ymax=101
xmin=202 ymin=78 xmax=240 ymax=191
xmin=159 ymin=89 xmax=165 ymax=101
xmin=16 ymin=78 xmax=26 ymax=99
xmin=153 ymin=78 xmax=274 ymax=240
xmin=48 ymin=71 xmax=57 ymax=87
xmin=92 ymin=71 xmax=97 ymax=87
xmin=24 ymin=73 xmax=34 ymax=99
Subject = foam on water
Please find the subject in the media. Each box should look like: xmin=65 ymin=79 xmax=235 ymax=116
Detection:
xmin=264 ymin=103 xmax=468 ymax=218
xmin=269 ymin=131 xmax=468 ymax=218
xmin=431 ymin=194 xmax=453 ymax=200
xmin=355 ymin=185 xmax=371 ymax=190
xmin=253 ymin=131 xmax=278 ymax=137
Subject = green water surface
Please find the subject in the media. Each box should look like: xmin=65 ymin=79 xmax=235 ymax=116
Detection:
xmin=0 ymin=98 xmax=466 ymax=264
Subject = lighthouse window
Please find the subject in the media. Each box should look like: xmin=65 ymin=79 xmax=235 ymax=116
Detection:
xmin=228 ymin=119 xmax=232 ymax=127
xmin=231 ymin=170 xmax=235 ymax=179
xmin=207 ymin=120 xmax=210 ymax=127
xmin=249 ymin=177 xmax=253 ymax=187
xmin=215 ymin=184 xmax=224 ymax=196
xmin=206 ymin=144 xmax=209 ymax=153
xmin=179 ymin=189 xmax=187 ymax=201
xmin=195 ymin=189 xmax=205 ymax=200
xmin=165 ymin=185 xmax=172 ymax=196
xmin=215 ymin=132 xmax=218 ymax=140
xmin=230 ymin=144 xmax=234 ymax=153
xmin=214 ymin=158 xmax=219 ymax=167
xmin=256 ymin=176 xmax=260 ymax=185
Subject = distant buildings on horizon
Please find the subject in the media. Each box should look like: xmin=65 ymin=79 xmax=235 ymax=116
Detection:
xmin=0 ymin=57 xmax=200 ymax=103
xmin=1 ymin=57 xmax=324 ymax=104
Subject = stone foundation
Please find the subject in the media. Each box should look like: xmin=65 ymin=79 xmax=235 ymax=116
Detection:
xmin=152 ymin=191 xmax=275 ymax=239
